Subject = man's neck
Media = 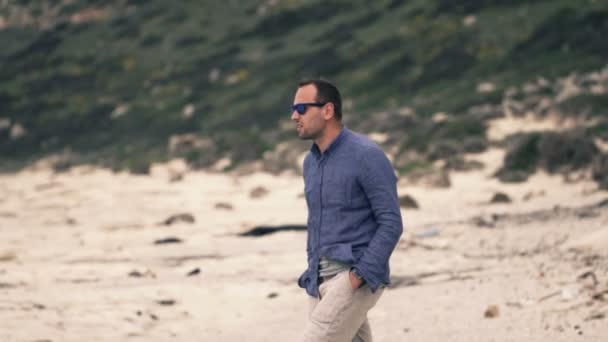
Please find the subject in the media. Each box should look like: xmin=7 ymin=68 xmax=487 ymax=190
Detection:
xmin=315 ymin=124 xmax=343 ymax=153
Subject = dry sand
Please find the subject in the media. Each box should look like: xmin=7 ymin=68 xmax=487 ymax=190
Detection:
xmin=0 ymin=151 xmax=607 ymax=341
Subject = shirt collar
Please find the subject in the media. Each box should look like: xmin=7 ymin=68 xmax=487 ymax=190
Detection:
xmin=310 ymin=126 xmax=349 ymax=159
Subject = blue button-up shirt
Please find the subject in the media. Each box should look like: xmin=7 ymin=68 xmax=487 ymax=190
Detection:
xmin=298 ymin=127 xmax=404 ymax=297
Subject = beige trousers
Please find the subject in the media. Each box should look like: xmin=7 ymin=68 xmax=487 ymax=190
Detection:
xmin=299 ymin=270 xmax=384 ymax=342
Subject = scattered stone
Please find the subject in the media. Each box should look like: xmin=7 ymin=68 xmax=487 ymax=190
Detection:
xmin=154 ymin=237 xmax=183 ymax=245
xmin=584 ymin=311 xmax=605 ymax=321
xmin=0 ymin=282 xmax=22 ymax=289
xmin=267 ymin=292 xmax=278 ymax=299
xmin=484 ymin=305 xmax=500 ymax=318
xmin=239 ymin=225 xmax=307 ymax=237
xmin=472 ymin=214 xmax=499 ymax=228
xmin=432 ymin=112 xmax=449 ymax=124
xmin=250 ymin=186 xmax=269 ymax=199
xmin=182 ymin=104 xmax=195 ymax=119
xmin=186 ymin=268 xmax=200 ymax=276
xmin=414 ymin=228 xmax=441 ymax=239
xmin=10 ymin=122 xmax=26 ymax=139
xmin=169 ymin=173 xmax=183 ymax=182
xmin=35 ymin=182 xmax=62 ymax=191
xmin=111 ymin=104 xmax=129 ymax=119
xmin=399 ymin=195 xmax=419 ymax=209
xmin=214 ymin=202 xmax=234 ymax=210
xmin=161 ymin=213 xmax=195 ymax=226
xmin=0 ymin=251 xmax=16 ymax=262
xmin=592 ymin=289 xmax=608 ymax=301
xmin=426 ymin=170 xmax=451 ymax=188
xmin=149 ymin=313 xmax=158 ymax=320
xmin=560 ymin=286 xmax=580 ymax=301
xmin=462 ymin=15 xmax=476 ymax=27
xmin=490 ymin=192 xmax=512 ymax=204
xmin=157 ymin=299 xmax=175 ymax=306
xmin=128 ymin=269 xmax=156 ymax=278
xmin=477 ymin=82 xmax=496 ymax=93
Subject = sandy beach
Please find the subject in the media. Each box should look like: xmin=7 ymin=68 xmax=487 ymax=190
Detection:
xmin=0 ymin=148 xmax=606 ymax=342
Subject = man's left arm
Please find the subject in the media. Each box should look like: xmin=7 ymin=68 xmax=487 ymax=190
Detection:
xmin=352 ymin=146 xmax=404 ymax=292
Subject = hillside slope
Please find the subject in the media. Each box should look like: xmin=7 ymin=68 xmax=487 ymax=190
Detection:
xmin=1 ymin=0 xmax=607 ymax=178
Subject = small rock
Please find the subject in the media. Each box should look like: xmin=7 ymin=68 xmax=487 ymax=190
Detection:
xmin=584 ymin=311 xmax=605 ymax=321
xmin=472 ymin=215 xmax=497 ymax=228
xmin=0 ymin=252 xmax=16 ymax=262
xmin=560 ymin=286 xmax=580 ymax=301
xmin=477 ymin=82 xmax=496 ymax=93
xmin=577 ymin=271 xmax=599 ymax=289
xmin=414 ymin=227 xmax=440 ymax=239
xmin=484 ymin=305 xmax=500 ymax=318
xmin=10 ymin=123 xmax=26 ymax=140
xmin=399 ymin=195 xmax=419 ymax=209
xmin=149 ymin=313 xmax=158 ymax=320
xmin=267 ymin=292 xmax=278 ymax=299
xmin=490 ymin=192 xmax=512 ymax=204
xmin=128 ymin=269 xmax=156 ymax=278
xmin=162 ymin=213 xmax=195 ymax=225
xmin=157 ymin=299 xmax=175 ymax=306
xmin=182 ymin=104 xmax=195 ymax=119
xmin=154 ymin=237 xmax=183 ymax=245
xmin=250 ymin=186 xmax=269 ymax=199
xmin=186 ymin=268 xmax=200 ymax=276
xmin=169 ymin=173 xmax=183 ymax=182
xmin=214 ymin=202 xmax=234 ymax=210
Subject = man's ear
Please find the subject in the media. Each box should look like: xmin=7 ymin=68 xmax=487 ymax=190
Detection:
xmin=323 ymin=102 xmax=335 ymax=120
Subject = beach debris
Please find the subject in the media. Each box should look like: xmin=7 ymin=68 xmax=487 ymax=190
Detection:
xmin=472 ymin=214 xmax=499 ymax=228
xmin=592 ymin=289 xmax=608 ymax=301
xmin=0 ymin=251 xmax=16 ymax=262
xmin=239 ymin=224 xmax=306 ymax=237
xmin=154 ymin=237 xmax=183 ymax=245
xmin=399 ymin=195 xmax=419 ymax=209
xmin=169 ymin=172 xmax=183 ymax=182
xmin=414 ymin=227 xmax=440 ymax=239
xmin=250 ymin=186 xmax=269 ymax=199
xmin=490 ymin=192 xmax=512 ymax=204
xmin=35 ymin=182 xmax=62 ymax=191
xmin=186 ymin=268 xmax=200 ymax=276
xmin=577 ymin=271 xmax=599 ymax=289
xmin=214 ymin=202 xmax=234 ymax=210
xmin=161 ymin=213 xmax=195 ymax=225
xmin=484 ymin=305 xmax=500 ymax=318
xmin=267 ymin=292 xmax=278 ymax=299
xmin=560 ymin=285 xmax=581 ymax=301
xmin=584 ymin=311 xmax=605 ymax=321
xmin=157 ymin=299 xmax=176 ymax=306
xmin=128 ymin=269 xmax=156 ymax=278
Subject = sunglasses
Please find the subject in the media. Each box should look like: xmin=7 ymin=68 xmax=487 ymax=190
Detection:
xmin=291 ymin=102 xmax=327 ymax=115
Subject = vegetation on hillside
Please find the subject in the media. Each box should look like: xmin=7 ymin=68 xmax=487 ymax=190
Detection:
xmin=1 ymin=0 xmax=607 ymax=182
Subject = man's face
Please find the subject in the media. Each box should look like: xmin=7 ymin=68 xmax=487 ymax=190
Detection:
xmin=291 ymin=84 xmax=326 ymax=140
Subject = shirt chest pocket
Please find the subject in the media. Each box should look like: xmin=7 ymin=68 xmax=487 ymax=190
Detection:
xmin=322 ymin=176 xmax=350 ymax=207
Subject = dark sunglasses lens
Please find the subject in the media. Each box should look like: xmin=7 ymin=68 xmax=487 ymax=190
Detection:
xmin=295 ymin=104 xmax=307 ymax=114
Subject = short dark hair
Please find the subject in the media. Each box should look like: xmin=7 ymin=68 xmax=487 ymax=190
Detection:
xmin=298 ymin=79 xmax=342 ymax=121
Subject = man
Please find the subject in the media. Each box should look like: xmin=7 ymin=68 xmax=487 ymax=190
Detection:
xmin=292 ymin=79 xmax=404 ymax=342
